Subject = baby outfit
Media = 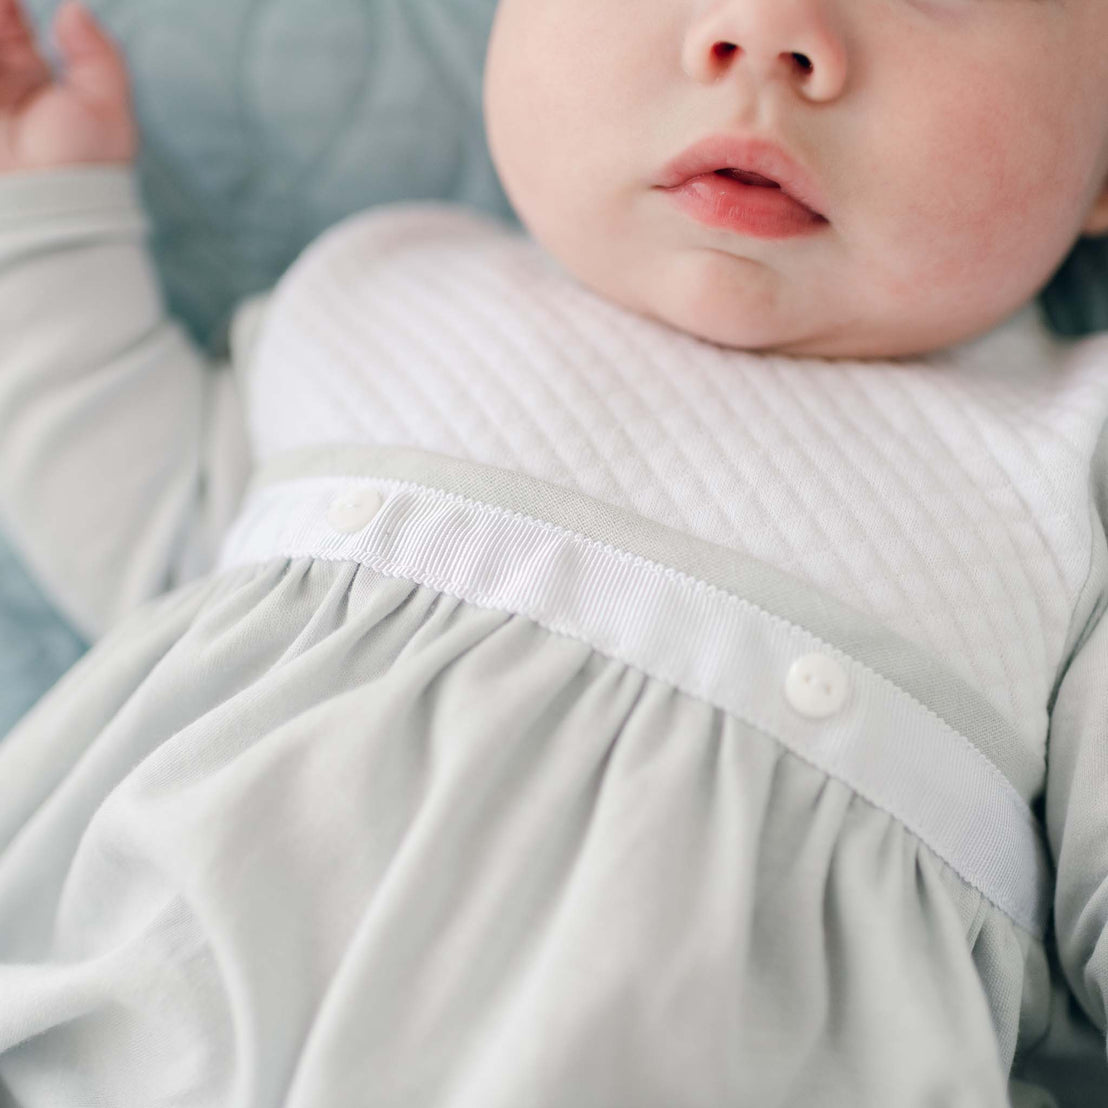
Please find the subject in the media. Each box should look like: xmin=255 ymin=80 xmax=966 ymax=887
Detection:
xmin=0 ymin=165 xmax=1107 ymax=1107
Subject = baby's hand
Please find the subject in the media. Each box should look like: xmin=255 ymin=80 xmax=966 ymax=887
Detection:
xmin=0 ymin=0 xmax=135 ymax=172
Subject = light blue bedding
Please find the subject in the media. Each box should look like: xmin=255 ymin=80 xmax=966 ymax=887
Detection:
xmin=28 ymin=0 xmax=510 ymax=354
xmin=2 ymin=0 xmax=1107 ymax=736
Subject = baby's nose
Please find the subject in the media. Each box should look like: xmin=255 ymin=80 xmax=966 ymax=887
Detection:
xmin=681 ymin=0 xmax=848 ymax=104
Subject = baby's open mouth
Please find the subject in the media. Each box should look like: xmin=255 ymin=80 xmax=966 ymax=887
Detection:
xmin=658 ymin=136 xmax=828 ymax=220
xmin=662 ymin=163 xmax=829 ymax=239
xmin=715 ymin=168 xmax=781 ymax=189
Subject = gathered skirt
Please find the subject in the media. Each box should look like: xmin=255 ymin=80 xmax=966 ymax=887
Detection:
xmin=0 ymin=547 xmax=1048 ymax=1106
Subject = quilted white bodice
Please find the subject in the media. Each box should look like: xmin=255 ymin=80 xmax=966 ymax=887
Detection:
xmin=244 ymin=203 xmax=1108 ymax=758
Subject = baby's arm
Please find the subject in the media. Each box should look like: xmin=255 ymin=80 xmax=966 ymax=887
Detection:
xmin=0 ymin=1 xmax=251 ymax=640
xmin=1045 ymin=429 xmax=1108 ymax=1046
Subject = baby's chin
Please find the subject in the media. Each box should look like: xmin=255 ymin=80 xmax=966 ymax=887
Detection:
xmin=651 ymin=302 xmax=833 ymax=358
xmin=563 ymin=246 xmax=1012 ymax=362
xmin=640 ymin=299 xmax=976 ymax=361
xmin=585 ymin=254 xmax=867 ymax=360
xmin=633 ymin=279 xmax=1012 ymax=362
xmin=630 ymin=280 xmax=850 ymax=360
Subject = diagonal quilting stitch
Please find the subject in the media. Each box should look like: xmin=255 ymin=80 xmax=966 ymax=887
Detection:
xmin=798 ymin=366 xmax=1042 ymax=728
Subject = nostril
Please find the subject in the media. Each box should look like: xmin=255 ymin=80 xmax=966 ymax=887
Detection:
xmin=712 ymin=42 xmax=738 ymax=62
xmin=791 ymin=51 xmax=813 ymax=75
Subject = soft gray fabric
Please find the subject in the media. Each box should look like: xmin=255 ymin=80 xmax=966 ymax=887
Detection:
xmin=1046 ymin=498 xmax=1108 ymax=1025
xmin=0 ymin=168 xmax=253 ymax=644
xmin=0 ymin=555 xmax=1035 ymax=1106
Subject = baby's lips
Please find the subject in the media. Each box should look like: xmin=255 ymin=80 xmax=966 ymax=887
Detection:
xmin=658 ymin=132 xmax=828 ymax=219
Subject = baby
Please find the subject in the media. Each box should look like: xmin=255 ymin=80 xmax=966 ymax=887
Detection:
xmin=1 ymin=0 xmax=1108 ymax=1104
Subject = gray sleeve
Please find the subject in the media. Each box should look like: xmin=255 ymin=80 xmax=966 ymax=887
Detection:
xmin=1046 ymin=425 xmax=1108 ymax=1042
xmin=0 ymin=165 xmax=254 ymax=641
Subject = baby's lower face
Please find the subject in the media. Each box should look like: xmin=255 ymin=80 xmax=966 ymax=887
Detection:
xmin=483 ymin=0 xmax=1108 ymax=359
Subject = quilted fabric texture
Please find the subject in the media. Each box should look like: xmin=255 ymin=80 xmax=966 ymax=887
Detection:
xmin=26 ymin=0 xmax=510 ymax=352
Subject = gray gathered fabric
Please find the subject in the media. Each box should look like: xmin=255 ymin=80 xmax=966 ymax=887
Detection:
xmin=0 ymin=557 xmax=1029 ymax=1106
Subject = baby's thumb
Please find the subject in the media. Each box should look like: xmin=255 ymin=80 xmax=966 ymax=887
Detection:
xmin=53 ymin=1 xmax=129 ymax=107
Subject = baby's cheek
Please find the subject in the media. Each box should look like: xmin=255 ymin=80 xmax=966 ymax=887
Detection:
xmin=888 ymin=99 xmax=1076 ymax=306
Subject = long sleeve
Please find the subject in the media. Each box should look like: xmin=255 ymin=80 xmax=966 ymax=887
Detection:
xmin=0 ymin=165 xmax=255 ymax=642
xmin=1045 ymin=423 xmax=1108 ymax=1044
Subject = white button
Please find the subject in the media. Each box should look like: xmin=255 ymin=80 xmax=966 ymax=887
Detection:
xmin=785 ymin=653 xmax=849 ymax=719
xmin=327 ymin=487 xmax=384 ymax=534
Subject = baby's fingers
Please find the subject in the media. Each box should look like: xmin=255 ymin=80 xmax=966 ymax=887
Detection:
xmin=53 ymin=1 xmax=129 ymax=110
xmin=0 ymin=0 xmax=51 ymax=96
